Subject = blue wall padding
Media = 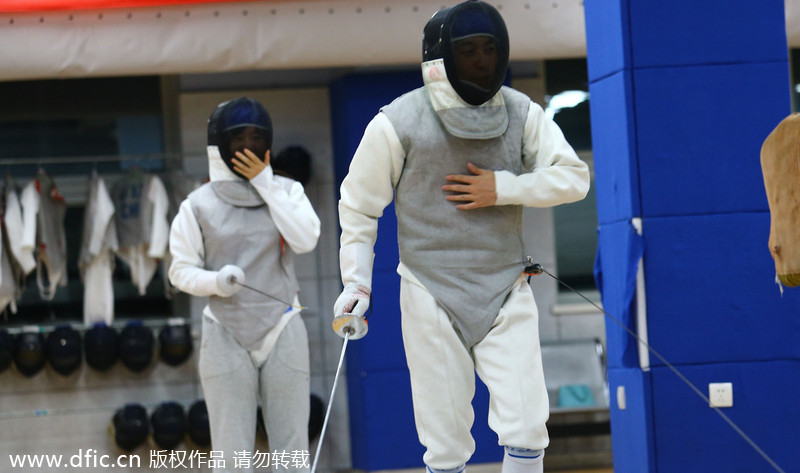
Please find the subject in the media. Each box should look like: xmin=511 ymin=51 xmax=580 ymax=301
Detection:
xmin=330 ymin=70 xmax=423 ymax=194
xmin=346 ymin=367 xmax=503 ymax=470
xmin=372 ymin=203 xmax=400 ymax=273
xmin=651 ymin=361 xmax=800 ymax=472
xmin=469 ymin=377 xmax=504 ymax=463
xmin=587 ymin=69 xmax=639 ymax=225
xmin=642 ymin=213 xmax=800 ymax=366
xmin=585 ymin=1 xmax=795 ymax=471
xmin=594 ymin=219 xmax=643 ymax=369
xmin=331 ymin=69 xmax=424 ymax=470
xmin=585 ymin=0 xmax=788 ymax=78
xmin=628 ymin=0 xmax=788 ymax=69
xmin=634 ymin=62 xmax=791 ymax=218
xmin=344 ymin=271 xmax=405 ymax=372
xmin=346 ymin=368 xmax=426 ymax=470
xmin=607 ymin=368 xmax=656 ymax=473
xmin=584 ymin=0 xmax=631 ymax=82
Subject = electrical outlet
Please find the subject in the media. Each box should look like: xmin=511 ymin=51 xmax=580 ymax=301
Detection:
xmin=708 ymin=382 xmax=733 ymax=408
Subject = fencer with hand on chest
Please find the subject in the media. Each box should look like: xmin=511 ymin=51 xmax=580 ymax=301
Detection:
xmin=334 ymin=2 xmax=591 ymax=473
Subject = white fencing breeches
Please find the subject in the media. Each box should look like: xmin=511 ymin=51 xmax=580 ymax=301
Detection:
xmin=199 ymin=314 xmax=311 ymax=473
xmin=400 ymin=275 xmax=550 ymax=469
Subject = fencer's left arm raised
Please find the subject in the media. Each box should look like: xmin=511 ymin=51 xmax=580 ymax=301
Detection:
xmin=250 ymin=165 xmax=321 ymax=255
xmin=495 ymin=101 xmax=590 ymax=207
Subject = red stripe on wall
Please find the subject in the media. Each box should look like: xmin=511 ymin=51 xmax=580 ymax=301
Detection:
xmin=0 ymin=0 xmax=283 ymax=13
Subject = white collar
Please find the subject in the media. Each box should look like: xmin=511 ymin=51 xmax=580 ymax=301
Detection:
xmin=207 ymin=145 xmax=238 ymax=182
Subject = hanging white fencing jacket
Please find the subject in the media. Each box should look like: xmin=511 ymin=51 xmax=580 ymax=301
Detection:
xmin=4 ymin=178 xmax=35 ymax=277
xmin=20 ymin=170 xmax=68 ymax=301
xmin=338 ymin=58 xmax=591 ymax=347
xmin=111 ymin=170 xmax=169 ymax=295
xmin=0 ymin=193 xmax=16 ymax=313
xmin=169 ymin=146 xmax=320 ymax=351
xmin=0 ymin=235 xmax=15 ymax=314
xmin=1 ymin=178 xmax=31 ymax=313
xmin=161 ymin=171 xmax=202 ymax=300
xmin=80 ymin=172 xmax=119 ymax=325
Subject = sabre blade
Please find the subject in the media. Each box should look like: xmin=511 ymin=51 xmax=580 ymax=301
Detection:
xmin=311 ymin=329 xmax=352 ymax=473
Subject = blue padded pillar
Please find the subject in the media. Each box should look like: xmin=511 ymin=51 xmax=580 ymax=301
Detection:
xmin=585 ymin=1 xmax=799 ymax=471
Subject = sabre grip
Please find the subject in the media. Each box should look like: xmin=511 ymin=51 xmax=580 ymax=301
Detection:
xmin=332 ymin=313 xmax=368 ymax=340
xmin=216 ymin=265 xmax=245 ymax=297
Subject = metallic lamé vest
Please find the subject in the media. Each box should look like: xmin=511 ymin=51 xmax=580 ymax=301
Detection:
xmin=188 ymin=181 xmax=298 ymax=350
xmin=382 ymin=86 xmax=531 ymax=347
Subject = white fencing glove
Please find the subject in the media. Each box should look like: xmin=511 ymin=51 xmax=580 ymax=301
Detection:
xmin=332 ymin=282 xmax=370 ymax=340
xmin=216 ymin=265 xmax=245 ymax=297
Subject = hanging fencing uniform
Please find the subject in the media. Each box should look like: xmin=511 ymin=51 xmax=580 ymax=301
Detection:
xmin=161 ymin=171 xmax=202 ymax=300
xmin=0 ymin=178 xmax=30 ymax=315
xmin=111 ymin=171 xmax=169 ymax=296
xmin=80 ymin=172 xmax=119 ymax=325
xmin=20 ymin=170 xmax=68 ymax=301
xmin=0 ymin=216 xmax=16 ymax=314
xmin=336 ymin=2 xmax=590 ymax=470
xmin=4 ymin=178 xmax=35 ymax=277
xmin=170 ymin=97 xmax=320 ymax=473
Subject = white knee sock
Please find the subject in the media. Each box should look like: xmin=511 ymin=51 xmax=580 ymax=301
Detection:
xmin=501 ymin=447 xmax=544 ymax=473
xmin=426 ymin=464 xmax=465 ymax=473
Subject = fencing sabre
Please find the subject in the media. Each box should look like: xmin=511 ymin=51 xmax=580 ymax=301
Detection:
xmin=230 ymin=273 xmax=365 ymax=472
xmin=524 ymin=258 xmax=786 ymax=473
xmin=310 ymin=327 xmax=350 ymax=473
xmin=310 ymin=310 xmax=368 ymax=473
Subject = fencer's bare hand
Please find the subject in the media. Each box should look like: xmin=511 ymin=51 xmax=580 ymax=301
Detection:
xmin=442 ymin=162 xmax=497 ymax=210
xmin=232 ymin=149 xmax=270 ymax=180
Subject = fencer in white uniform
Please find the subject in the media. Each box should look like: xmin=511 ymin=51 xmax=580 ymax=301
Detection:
xmin=334 ymin=2 xmax=590 ymax=473
xmin=169 ymin=97 xmax=320 ymax=473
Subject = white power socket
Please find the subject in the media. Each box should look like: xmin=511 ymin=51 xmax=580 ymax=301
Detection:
xmin=708 ymin=382 xmax=733 ymax=408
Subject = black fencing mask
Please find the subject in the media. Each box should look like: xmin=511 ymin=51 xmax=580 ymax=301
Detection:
xmin=84 ymin=322 xmax=119 ymax=371
xmin=46 ymin=325 xmax=82 ymax=376
xmin=14 ymin=332 xmax=46 ymax=377
xmin=272 ymin=145 xmax=312 ymax=186
xmin=422 ymin=0 xmax=509 ymax=106
xmin=151 ymin=401 xmax=187 ymax=450
xmin=208 ymin=97 xmax=273 ymax=179
xmin=158 ymin=323 xmax=193 ymax=367
xmin=113 ymin=404 xmax=150 ymax=451
xmin=0 ymin=328 xmax=12 ymax=373
xmin=119 ymin=322 xmax=154 ymax=373
xmin=187 ymin=400 xmax=211 ymax=447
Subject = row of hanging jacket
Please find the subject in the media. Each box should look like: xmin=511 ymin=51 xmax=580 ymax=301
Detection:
xmin=0 ymin=167 xmax=201 ymax=326
xmin=0 ymin=169 xmax=66 ymax=314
